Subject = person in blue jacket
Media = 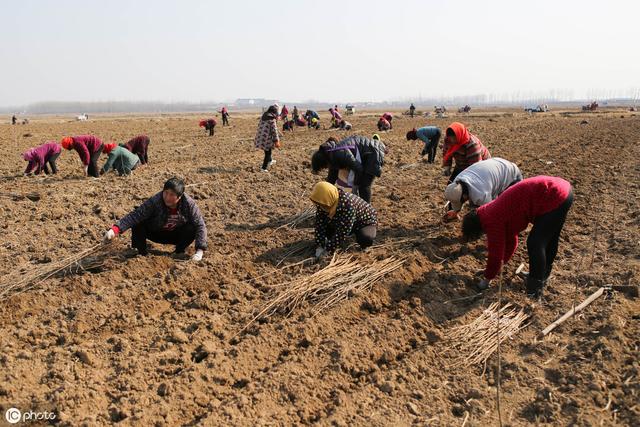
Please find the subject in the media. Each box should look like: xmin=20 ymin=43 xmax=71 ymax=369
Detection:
xmin=406 ymin=126 xmax=441 ymax=163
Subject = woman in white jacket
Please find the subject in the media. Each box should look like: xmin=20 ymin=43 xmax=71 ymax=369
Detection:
xmin=443 ymin=157 xmax=523 ymax=220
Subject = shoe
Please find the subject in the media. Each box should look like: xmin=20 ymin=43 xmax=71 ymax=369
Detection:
xmin=525 ymin=277 xmax=545 ymax=299
xmin=268 ymin=160 xmax=276 ymax=167
xmin=261 ymin=169 xmax=269 ymax=173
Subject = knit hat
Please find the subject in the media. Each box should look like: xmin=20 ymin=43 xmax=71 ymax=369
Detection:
xmin=406 ymin=129 xmax=417 ymax=140
xmin=444 ymin=182 xmax=464 ymax=211
xmin=61 ymin=136 xmax=73 ymax=150
xmin=310 ymin=182 xmax=339 ymax=218
xmin=103 ymin=143 xmax=117 ymax=154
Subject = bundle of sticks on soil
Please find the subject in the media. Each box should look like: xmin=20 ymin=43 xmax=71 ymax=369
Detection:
xmin=242 ymin=254 xmax=406 ymax=332
xmin=0 ymin=243 xmax=108 ymax=301
xmin=273 ymin=207 xmax=315 ymax=231
xmin=0 ymin=191 xmax=41 ymax=202
xmin=448 ymin=302 xmax=530 ymax=366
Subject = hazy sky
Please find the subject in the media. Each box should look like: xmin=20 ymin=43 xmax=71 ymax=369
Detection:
xmin=1 ymin=0 xmax=638 ymax=105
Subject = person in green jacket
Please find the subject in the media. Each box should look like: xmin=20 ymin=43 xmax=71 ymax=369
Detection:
xmin=100 ymin=143 xmax=140 ymax=176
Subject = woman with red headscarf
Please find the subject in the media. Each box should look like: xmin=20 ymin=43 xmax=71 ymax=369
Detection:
xmin=441 ymin=122 xmax=490 ymax=183
xmin=61 ymin=135 xmax=104 ymax=177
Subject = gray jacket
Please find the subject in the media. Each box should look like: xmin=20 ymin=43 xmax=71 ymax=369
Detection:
xmin=455 ymin=158 xmax=523 ymax=207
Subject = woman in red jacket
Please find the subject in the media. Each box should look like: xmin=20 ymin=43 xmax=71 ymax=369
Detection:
xmin=461 ymin=176 xmax=573 ymax=299
xmin=122 ymin=135 xmax=150 ymax=164
xmin=61 ymin=135 xmax=104 ymax=177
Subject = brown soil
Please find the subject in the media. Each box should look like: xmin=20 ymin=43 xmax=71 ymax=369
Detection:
xmin=0 ymin=109 xmax=638 ymax=426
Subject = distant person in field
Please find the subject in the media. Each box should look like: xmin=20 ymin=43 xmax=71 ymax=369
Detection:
xmin=294 ymin=116 xmax=306 ymax=127
xmin=22 ymin=141 xmax=61 ymax=176
xmin=283 ymin=118 xmax=295 ymax=132
xmin=280 ymin=105 xmax=289 ymax=121
xmin=220 ymin=107 xmax=230 ymax=126
xmin=12 ymin=115 xmax=17 ymax=125
xmin=61 ymin=135 xmax=104 ymax=178
xmin=310 ymin=182 xmax=378 ymax=258
xmin=311 ymin=135 xmax=386 ymax=203
xmin=292 ymin=106 xmax=300 ymax=121
xmin=310 ymin=117 xmax=321 ymax=130
xmin=305 ymin=110 xmax=320 ymax=127
xmin=100 ymin=143 xmax=140 ymax=176
xmin=103 ymin=177 xmax=207 ymax=261
xmin=442 ymin=122 xmax=491 ymax=183
xmin=381 ymin=112 xmax=393 ymax=126
xmin=443 ymin=157 xmax=523 ymax=221
xmin=329 ymin=107 xmax=342 ymax=122
xmin=339 ymin=119 xmax=352 ymax=130
xmin=199 ymin=118 xmax=217 ymax=136
xmin=254 ymin=104 xmax=281 ymax=172
xmin=406 ymin=126 xmax=442 ymax=163
xmin=377 ymin=116 xmax=391 ymax=131
xmin=409 ymin=103 xmax=416 ymax=118
xmin=461 ymin=176 xmax=573 ymax=299
xmin=121 ymin=135 xmax=150 ymax=165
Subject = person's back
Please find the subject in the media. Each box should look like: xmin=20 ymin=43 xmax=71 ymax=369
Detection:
xmin=455 ymin=158 xmax=522 ymax=206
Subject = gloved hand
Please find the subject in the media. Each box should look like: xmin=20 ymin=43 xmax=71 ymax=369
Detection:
xmin=442 ymin=166 xmax=451 ymax=177
xmin=103 ymin=229 xmax=116 ymax=241
xmin=442 ymin=210 xmax=460 ymax=222
xmin=191 ymin=249 xmax=204 ymax=262
xmin=315 ymin=247 xmax=327 ymax=258
xmin=477 ymin=279 xmax=490 ymax=290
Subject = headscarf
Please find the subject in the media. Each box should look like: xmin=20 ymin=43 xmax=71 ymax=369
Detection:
xmin=310 ymin=182 xmax=339 ymax=218
xmin=103 ymin=143 xmax=117 ymax=154
xmin=261 ymin=105 xmax=279 ymax=121
xmin=443 ymin=122 xmax=471 ymax=162
xmin=61 ymin=136 xmax=74 ymax=150
xmin=22 ymin=148 xmax=35 ymax=161
xmin=372 ymin=134 xmax=381 ymax=141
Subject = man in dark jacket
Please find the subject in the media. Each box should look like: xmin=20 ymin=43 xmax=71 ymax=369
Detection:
xmin=311 ymin=135 xmax=386 ymax=203
xmin=103 ymin=177 xmax=207 ymax=261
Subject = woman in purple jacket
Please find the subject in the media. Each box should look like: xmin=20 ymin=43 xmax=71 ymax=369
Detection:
xmin=23 ymin=141 xmax=62 ymax=175
xmin=61 ymin=135 xmax=104 ymax=177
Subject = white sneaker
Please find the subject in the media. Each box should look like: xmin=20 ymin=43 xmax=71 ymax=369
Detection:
xmin=261 ymin=168 xmax=269 ymax=173
xmin=268 ymin=160 xmax=276 ymax=167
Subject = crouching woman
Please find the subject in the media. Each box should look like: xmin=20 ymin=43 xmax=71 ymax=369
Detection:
xmin=310 ymin=182 xmax=377 ymax=258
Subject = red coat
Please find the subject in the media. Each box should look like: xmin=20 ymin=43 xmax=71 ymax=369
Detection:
xmin=123 ymin=135 xmax=150 ymax=164
xmin=477 ymin=176 xmax=572 ymax=280
xmin=71 ymin=135 xmax=103 ymax=165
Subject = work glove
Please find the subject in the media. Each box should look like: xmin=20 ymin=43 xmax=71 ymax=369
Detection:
xmin=191 ymin=249 xmax=204 ymax=262
xmin=442 ymin=210 xmax=460 ymax=222
xmin=315 ymin=247 xmax=327 ymax=259
xmin=103 ymin=229 xmax=116 ymax=242
xmin=442 ymin=166 xmax=451 ymax=177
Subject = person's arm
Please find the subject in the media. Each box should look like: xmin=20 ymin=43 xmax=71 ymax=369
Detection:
xmin=101 ymin=152 xmax=116 ymax=174
xmin=24 ymin=160 xmax=36 ymax=175
xmin=441 ymin=139 xmax=453 ymax=167
xmin=188 ymin=200 xmax=208 ymax=251
xmin=325 ymin=206 xmax=356 ymax=253
xmin=314 ymin=209 xmax=329 ymax=248
xmin=484 ymin=224 xmax=507 ymax=281
xmin=326 ymin=167 xmax=339 ymax=184
xmin=75 ymin=142 xmax=90 ymax=166
xmin=115 ymin=196 xmax=157 ymax=233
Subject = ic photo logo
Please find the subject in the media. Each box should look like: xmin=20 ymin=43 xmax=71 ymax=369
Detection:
xmin=5 ymin=407 xmax=57 ymax=424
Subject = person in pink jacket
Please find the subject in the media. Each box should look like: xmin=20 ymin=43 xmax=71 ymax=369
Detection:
xmin=23 ymin=141 xmax=62 ymax=175
xmin=61 ymin=135 xmax=104 ymax=177
xmin=461 ymin=176 xmax=573 ymax=299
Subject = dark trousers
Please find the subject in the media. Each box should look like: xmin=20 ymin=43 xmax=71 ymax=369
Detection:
xmin=43 ymin=152 xmax=60 ymax=174
xmin=448 ymin=167 xmax=464 ymax=184
xmin=209 ymin=126 xmax=215 ymax=136
xmin=262 ymin=149 xmax=272 ymax=170
xmin=422 ymin=134 xmax=441 ymax=163
xmin=222 ymin=115 xmax=229 ymax=126
xmin=131 ymin=222 xmax=196 ymax=254
xmin=355 ymin=173 xmax=375 ymax=203
xmin=355 ymin=225 xmax=377 ymax=248
xmin=527 ymin=191 xmax=574 ymax=281
xmin=88 ymin=145 xmax=103 ymax=178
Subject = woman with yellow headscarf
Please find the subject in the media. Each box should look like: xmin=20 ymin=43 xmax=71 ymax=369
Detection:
xmin=310 ymin=182 xmax=378 ymax=258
